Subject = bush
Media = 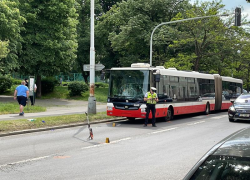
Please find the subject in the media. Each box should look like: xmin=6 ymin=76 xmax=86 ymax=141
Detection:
xmin=0 ymin=75 xmax=12 ymax=93
xmin=41 ymin=77 xmax=57 ymax=94
xmin=95 ymin=82 xmax=109 ymax=88
xmin=68 ymin=81 xmax=88 ymax=96
xmin=11 ymin=78 xmax=22 ymax=85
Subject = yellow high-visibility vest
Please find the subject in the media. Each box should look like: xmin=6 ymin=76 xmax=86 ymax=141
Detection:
xmin=147 ymin=92 xmax=157 ymax=104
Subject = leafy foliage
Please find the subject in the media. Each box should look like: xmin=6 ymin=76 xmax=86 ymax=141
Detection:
xmin=0 ymin=0 xmax=250 ymax=92
xmin=11 ymin=78 xmax=22 ymax=85
xmin=165 ymin=1 xmax=226 ymax=71
xmin=75 ymin=0 xmax=117 ymax=83
xmin=0 ymin=0 xmax=25 ymax=74
xmin=96 ymin=0 xmax=190 ymax=67
xmin=68 ymin=81 xmax=88 ymax=96
xmin=41 ymin=77 xmax=57 ymax=94
xmin=18 ymin=0 xmax=78 ymax=77
xmin=0 ymin=75 xmax=12 ymax=93
xmin=95 ymin=82 xmax=109 ymax=88
xmin=0 ymin=41 xmax=9 ymax=59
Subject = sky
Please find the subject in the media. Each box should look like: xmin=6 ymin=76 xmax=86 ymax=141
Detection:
xmin=189 ymin=0 xmax=250 ymax=21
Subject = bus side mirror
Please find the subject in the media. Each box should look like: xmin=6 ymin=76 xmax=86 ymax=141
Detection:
xmin=154 ymin=74 xmax=160 ymax=82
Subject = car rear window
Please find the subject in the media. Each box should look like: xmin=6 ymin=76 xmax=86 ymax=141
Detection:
xmin=190 ymin=155 xmax=250 ymax=180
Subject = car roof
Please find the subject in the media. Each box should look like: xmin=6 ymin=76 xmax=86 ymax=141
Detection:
xmin=183 ymin=127 xmax=250 ymax=180
xmin=236 ymin=93 xmax=250 ymax=100
xmin=213 ymin=127 xmax=250 ymax=157
xmin=240 ymin=93 xmax=250 ymax=96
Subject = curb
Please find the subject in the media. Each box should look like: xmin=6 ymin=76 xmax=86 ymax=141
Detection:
xmin=0 ymin=118 xmax=126 ymax=137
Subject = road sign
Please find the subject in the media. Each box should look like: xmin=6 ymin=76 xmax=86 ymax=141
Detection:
xmin=83 ymin=64 xmax=105 ymax=71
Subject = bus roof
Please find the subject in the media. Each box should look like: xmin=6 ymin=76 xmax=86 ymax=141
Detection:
xmin=110 ymin=66 xmax=214 ymax=79
xmin=111 ymin=67 xmax=151 ymax=71
xmin=221 ymin=76 xmax=243 ymax=83
xmin=158 ymin=69 xmax=214 ymax=79
xmin=110 ymin=64 xmax=243 ymax=82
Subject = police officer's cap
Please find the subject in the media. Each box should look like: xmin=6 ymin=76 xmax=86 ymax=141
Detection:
xmin=151 ymin=87 xmax=157 ymax=91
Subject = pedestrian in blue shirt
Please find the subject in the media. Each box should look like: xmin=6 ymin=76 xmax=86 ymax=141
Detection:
xmin=14 ymin=81 xmax=29 ymax=116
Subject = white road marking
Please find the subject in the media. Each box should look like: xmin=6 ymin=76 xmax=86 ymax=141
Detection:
xmin=148 ymin=127 xmax=178 ymax=135
xmin=0 ymin=156 xmax=50 ymax=168
xmin=210 ymin=115 xmax=228 ymax=119
xmin=110 ymin=137 xmax=131 ymax=144
xmin=81 ymin=144 xmax=106 ymax=149
xmin=81 ymin=120 xmax=207 ymax=150
xmin=188 ymin=121 xmax=205 ymax=125
xmin=192 ymin=116 xmax=203 ymax=119
xmin=81 ymin=137 xmax=132 ymax=150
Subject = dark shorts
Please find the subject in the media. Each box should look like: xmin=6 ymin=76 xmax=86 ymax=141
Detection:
xmin=17 ymin=96 xmax=27 ymax=106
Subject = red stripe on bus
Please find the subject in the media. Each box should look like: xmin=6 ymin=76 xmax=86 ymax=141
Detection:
xmin=107 ymin=102 xmax=232 ymax=119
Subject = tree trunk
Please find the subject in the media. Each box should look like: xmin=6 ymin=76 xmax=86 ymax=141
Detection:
xmin=218 ymin=56 xmax=224 ymax=75
xmin=194 ymin=40 xmax=200 ymax=71
xmin=81 ymin=69 xmax=89 ymax=85
xmin=247 ymin=63 xmax=250 ymax=92
xmin=36 ymin=75 xmax=42 ymax=98
xmin=194 ymin=56 xmax=200 ymax=71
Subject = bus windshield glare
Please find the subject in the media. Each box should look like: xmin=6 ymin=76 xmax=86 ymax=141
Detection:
xmin=109 ymin=70 xmax=150 ymax=100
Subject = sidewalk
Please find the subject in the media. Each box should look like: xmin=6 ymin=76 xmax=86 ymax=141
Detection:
xmin=0 ymin=95 xmax=124 ymax=137
xmin=0 ymin=95 xmax=107 ymax=121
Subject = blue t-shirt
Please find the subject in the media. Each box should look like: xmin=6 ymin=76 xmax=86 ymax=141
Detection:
xmin=16 ymin=85 xmax=29 ymax=97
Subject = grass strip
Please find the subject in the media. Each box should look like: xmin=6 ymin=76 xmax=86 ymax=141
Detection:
xmin=0 ymin=112 xmax=115 ymax=133
xmin=0 ymin=102 xmax=46 ymax=115
xmin=38 ymin=86 xmax=108 ymax=103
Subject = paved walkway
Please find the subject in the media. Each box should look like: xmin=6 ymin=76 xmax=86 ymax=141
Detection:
xmin=0 ymin=95 xmax=107 ymax=121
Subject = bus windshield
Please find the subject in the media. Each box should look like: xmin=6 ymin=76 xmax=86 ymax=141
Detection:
xmin=109 ymin=70 xmax=150 ymax=100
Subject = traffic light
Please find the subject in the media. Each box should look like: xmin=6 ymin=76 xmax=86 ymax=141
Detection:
xmin=235 ymin=7 xmax=241 ymax=26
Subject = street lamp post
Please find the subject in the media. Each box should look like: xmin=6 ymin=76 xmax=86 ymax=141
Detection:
xmin=149 ymin=14 xmax=230 ymax=67
xmin=88 ymin=0 xmax=96 ymax=114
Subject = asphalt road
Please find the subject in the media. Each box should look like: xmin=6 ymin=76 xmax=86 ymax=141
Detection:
xmin=1 ymin=111 xmax=250 ymax=180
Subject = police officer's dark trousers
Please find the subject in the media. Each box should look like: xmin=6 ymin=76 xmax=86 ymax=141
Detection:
xmin=145 ymin=104 xmax=156 ymax=126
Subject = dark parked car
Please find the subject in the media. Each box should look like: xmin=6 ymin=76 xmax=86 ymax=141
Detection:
xmin=183 ymin=126 xmax=250 ymax=180
xmin=228 ymin=93 xmax=250 ymax=122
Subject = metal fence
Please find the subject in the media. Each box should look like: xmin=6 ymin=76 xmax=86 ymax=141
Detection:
xmin=12 ymin=73 xmax=107 ymax=83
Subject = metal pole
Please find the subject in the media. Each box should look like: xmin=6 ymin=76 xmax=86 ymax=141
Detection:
xmin=149 ymin=14 xmax=230 ymax=67
xmin=88 ymin=0 xmax=96 ymax=114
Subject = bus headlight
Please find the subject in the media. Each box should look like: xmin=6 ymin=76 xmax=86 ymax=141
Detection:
xmin=141 ymin=108 xmax=146 ymax=113
xmin=229 ymin=106 xmax=235 ymax=112
xmin=107 ymin=106 xmax=113 ymax=111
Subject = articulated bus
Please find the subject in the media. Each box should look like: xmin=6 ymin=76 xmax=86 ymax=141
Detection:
xmin=106 ymin=63 xmax=243 ymax=121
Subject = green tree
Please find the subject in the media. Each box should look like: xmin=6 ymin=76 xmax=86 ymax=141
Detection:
xmin=96 ymin=0 xmax=189 ymax=67
xmin=0 ymin=0 xmax=24 ymax=74
xmin=0 ymin=40 xmax=9 ymax=73
xmin=164 ymin=0 xmax=250 ymax=77
xmin=230 ymin=32 xmax=250 ymax=91
xmin=19 ymin=0 xmax=78 ymax=97
xmin=165 ymin=1 xmax=227 ymax=72
xmin=240 ymin=41 xmax=250 ymax=91
xmin=0 ymin=41 xmax=9 ymax=59
xmin=76 ymin=0 xmax=122 ymax=84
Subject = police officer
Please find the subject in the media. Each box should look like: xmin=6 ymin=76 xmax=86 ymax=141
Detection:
xmin=144 ymin=87 xmax=158 ymax=127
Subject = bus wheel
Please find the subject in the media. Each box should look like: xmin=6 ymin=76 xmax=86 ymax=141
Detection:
xmin=205 ymin=103 xmax=210 ymax=115
xmin=127 ymin=117 xmax=135 ymax=121
xmin=165 ymin=109 xmax=172 ymax=121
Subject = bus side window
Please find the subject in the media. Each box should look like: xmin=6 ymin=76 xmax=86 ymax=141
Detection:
xmin=171 ymin=86 xmax=178 ymax=100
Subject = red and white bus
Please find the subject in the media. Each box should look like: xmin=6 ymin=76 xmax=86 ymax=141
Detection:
xmin=107 ymin=63 xmax=243 ymax=121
